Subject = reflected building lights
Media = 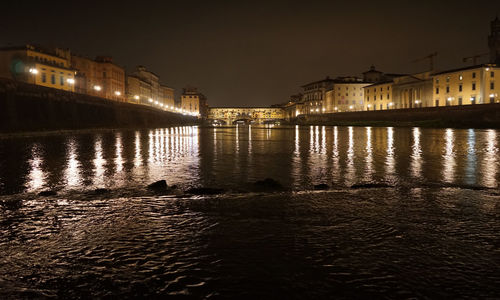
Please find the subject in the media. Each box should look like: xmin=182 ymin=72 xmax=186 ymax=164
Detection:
xmin=26 ymin=144 xmax=46 ymax=192
xmin=134 ymin=131 xmax=142 ymax=167
xmin=115 ymin=133 xmax=124 ymax=172
xmin=465 ymin=129 xmax=477 ymax=185
xmin=64 ymin=138 xmax=81 ymax=187
xmin=346 ymin=126 xmax=355 ymax=185
xmin=364 ymin=127 xmax=373 ymax=182
xmin=321 ymin=126 xmax=326 ymax=154
xmin=411 ymin=127 xmax=422 ymax=179
xmin=93 ymin=136 xmax=106 ymax=187
xmin=385 ymin=127 xmax=395 ymax=180
xmin=442 ymin=128 xmax=456 ymax=183
xmin=482 ymin=129 xmax=498 ymax=187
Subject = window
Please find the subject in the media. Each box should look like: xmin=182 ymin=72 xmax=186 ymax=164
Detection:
xmin=472 ymin=83 xmax=476 ymax=90
xmin=491 ymin=71 xmax=495 ymax=78
xmin=472 ymin=72 xmax=476 ymax=79
xmin=367 ymin=96 xmax=370 ymax=101
xmin=51 ymin=74 xmax=55 ymax=84
xmin=446 ymin=86 xmax=449 ymax=93
xmin=491 ymin=82 xmax=495 ymax=89
xmin=458 ymin=97 xmax=463 ymax=105
xmin=380 ymin=104 xmax=382 ymax=110
xmin=42 ymin=73 xmax=46 ymax=83
xmin=436 ymin=78 xmax=439 ymax=84
xmin=60 ymin=76 xmax=64 ymax=85
xmin=435 ymin=99 xmax=439 ymax=107
xmin=374 ymin=95 xmax=377 ymax=100
xmin=387 ymin=94 xmax=390 ymax=99
xmin=459 ymin=84 xmax=462 ymax=92
xmin=436 ymin=87 xmax=439 ymax=94
xmin=446 ymin=76 xmax=450 ymax=82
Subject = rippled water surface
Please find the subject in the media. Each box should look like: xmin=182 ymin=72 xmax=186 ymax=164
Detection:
xmin=0 ymin=126 xmax=499 ymax=298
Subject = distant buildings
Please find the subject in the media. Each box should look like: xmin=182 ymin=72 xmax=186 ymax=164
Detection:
xmin=284 ymin=17 xmax=500 ymax=118
xmin=209 ymin=107 xmax=284 ymax=124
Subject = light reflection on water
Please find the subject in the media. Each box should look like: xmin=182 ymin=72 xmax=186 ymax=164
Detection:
xmin=1 ymin=126 xmax=500 ymax=194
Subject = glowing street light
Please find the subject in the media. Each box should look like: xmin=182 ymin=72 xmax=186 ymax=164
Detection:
xmin=148 ymin=98 xmax=153 ymax=103
xmin=67 ymin=78 xmax=75 ymax=84
xmin=29 ymin=68 xmax=39 ymax=74
xmin=388 ymin=102 xmax=394 ymax=107
xmin=447 ymin=97 xmax=453 ymax=101
xmin=114 ymin=91 xmax=121 ymax=96
xmin=415 ymin=100 xmax=421 ymax=104
xmin=349 ymin=105 xmax=354 ymax=110
xmin=134 ymin=95 xmax=139 ymax=100
xmin=93 ymin=85 xmax=101 ymax=91
xmin=154 ymin=101 xmax=159 ymax=105
xmin=334 ymin=107 xmax=338 ymax=111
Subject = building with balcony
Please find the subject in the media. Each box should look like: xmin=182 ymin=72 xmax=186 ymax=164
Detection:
xmin=0 ymin=44 xmax=76 ymax=92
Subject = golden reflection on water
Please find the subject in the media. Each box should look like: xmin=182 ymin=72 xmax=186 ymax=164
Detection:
xmin=482 ymin=129 xmax=498 ymax=187
xmin=443 ymin=128 xmax=456 ymax=183
xmin=332 ymin=126 xmax=340 ymax=182
xmin=236 ymin=124 xmax=240 ymax=153
xmin=411 ymin=127 xmax=422 ymax=179
xmin=385 ymin=127 xmax=395 ymax=181
xmin=65 ymin=138 xmax=81 ymax=187
xmin=321 ymin=126 xmax=326 ymax=155
xmin=466 ymin=129 xmax=477 ymax=185
xmin=134 ymin=131 xmax=142 ymax=167
xmin=115 ymin=133 xmax=124 ymax=173
xmin=26 ymin=144 xmax=46 ymax=191
xmin=364 ymin=127 xmax=373 ymax=182
xmin=345 ymin=126 xmax=355 ymax=185
xmin=93 ymin=136 xmax=106 ymax=187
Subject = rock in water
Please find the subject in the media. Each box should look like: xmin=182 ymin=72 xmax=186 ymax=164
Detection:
xmin=147 ymin=180 xmax=168 ymax=190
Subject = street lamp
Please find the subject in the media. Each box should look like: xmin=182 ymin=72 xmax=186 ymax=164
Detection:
xmin=114 ymin=91 xmax=121 ymax=96
xmin=29 ymin=68 xmax=38 ymax=84
xmin=93 ymin=85 xmax=101 ymax=91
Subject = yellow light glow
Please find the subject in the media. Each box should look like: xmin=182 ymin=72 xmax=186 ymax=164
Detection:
xmin=134 ymin=95 xmax=140 ymax=100
xmin=67 ymin=78 xmax=75 ymax=84
xmin=114 ymin=91 xmax=121 ymax=96
xmin=94 ymin=85 xmax=101 ymax=91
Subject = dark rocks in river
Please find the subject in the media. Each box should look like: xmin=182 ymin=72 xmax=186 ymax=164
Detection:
xmin=350 ymin=183 xmax=393 ymax=189
xmin=185 ymin=187 xmax=225 ymax=195
xmin=313 ymin=183 xmax=329 ymax=190
xmin=147 ymin=180 xmax=168 ymax=191
xmin=38 ymin=190 xmax=57 ymax=196
xmin=253 ymin=178 xmax=283 ymax=191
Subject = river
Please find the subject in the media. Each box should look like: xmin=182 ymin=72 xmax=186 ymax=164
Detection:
xmin=0 ymin=125 xmax=499 ymax=298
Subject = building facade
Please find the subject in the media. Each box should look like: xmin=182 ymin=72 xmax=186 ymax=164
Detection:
xmin=432 ymin=64 xmax=499 ymax=106
xmin=301 ymin=77 xmax=334 ymax=114
xmin=326 ymin=77 xmax=371 ymax=112
xmin=160 ymin=85 xmax=175 ymax=110
xmin=392 ymin=72 xmax=433 ymax=109
xmin=71 ymin=55 xmax=125 ymax=101
xmin=126 ymin=66 xmax=165 ymax=108
xmin=0 ymin=45 xmax=76 ymax=92
xmin=364 ymin=81 xmax=394 ymax=111
xmin=181 ymin=86 xmax=208 ymax=117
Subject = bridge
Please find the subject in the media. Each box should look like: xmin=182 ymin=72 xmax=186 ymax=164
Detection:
xmin=208 ymin=107 xmax=285 ymax=125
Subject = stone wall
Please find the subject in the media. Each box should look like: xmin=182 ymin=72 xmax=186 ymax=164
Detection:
xmin=295 ymin=104 xmax=500 ymax=128
xmin=0 ymin=78 xmax=197 ymax=132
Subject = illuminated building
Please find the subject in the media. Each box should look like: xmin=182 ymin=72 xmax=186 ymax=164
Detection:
xmin=126 ymin=66 xmax=162 ymax=107
xmin=432 ymin=64 xmax=499 ymax=106
xmin=160 ymin=85 xmax=175 ymax=110
xmin=301 ymin=77 xmax=334 ymax=114
xmin=0 ymin=44 xmax=76 ymax=92
xmin=364 ymin=81 xmax=394 ymax=110
xmin=181 ymin=86 xmax=208 ymax=117
xmin=71 ymin=55 xmax=125 ymax=101
xmin=208 ymin=107 xmax=284 ymax=124
xmin=392 ymin=72 xmax=433 ymax=108
xmin=326 ymin=76 xmax=370 ymax=112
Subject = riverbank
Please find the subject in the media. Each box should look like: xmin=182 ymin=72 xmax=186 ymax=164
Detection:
xmin=0 ymin=78 xmax=197 ymax=133
xmin=293 ymin=103 xmax=500 ymax=128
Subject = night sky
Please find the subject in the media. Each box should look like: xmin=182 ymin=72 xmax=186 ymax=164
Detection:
xmin=2 ymin=1 xmax=499 ymax=107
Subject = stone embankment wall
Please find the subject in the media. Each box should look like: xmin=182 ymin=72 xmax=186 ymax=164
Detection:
xmin=0 ymin=79 xmax=197 ymax=132
xmin=295 ymin=104 xmax=500 ymax=128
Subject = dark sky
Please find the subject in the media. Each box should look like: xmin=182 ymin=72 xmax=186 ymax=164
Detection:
xmin=1 ymin=1 xmax=499 ymax=107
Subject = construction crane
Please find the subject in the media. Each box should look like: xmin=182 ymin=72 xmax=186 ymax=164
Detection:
xmin=462 ymin=53 xmax=488 ymax=65
xmin=412 ymin=52 xmax=438 ymax=71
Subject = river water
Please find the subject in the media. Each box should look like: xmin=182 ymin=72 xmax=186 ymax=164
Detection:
xmin=0 ymin=125 xmax=499 ymax=298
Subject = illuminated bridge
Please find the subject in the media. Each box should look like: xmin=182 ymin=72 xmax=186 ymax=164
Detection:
xmin=208 ymin=107 xmax=285 ymax=125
